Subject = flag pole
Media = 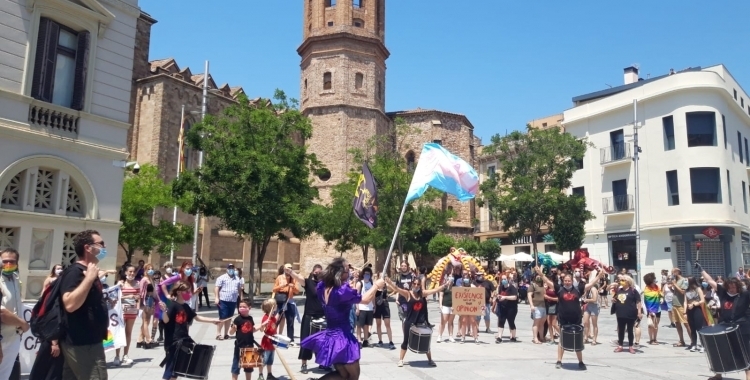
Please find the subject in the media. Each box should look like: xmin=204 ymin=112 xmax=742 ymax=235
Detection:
xmin=170 ymin=105 xmax=185 ymax=263
xmin=191 ymin=60 xmax=208 ymax=267
xmin=381 ymin=200 xmax=408 ymax=279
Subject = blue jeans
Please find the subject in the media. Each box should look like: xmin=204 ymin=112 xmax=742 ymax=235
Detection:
xmin=219 ymin=300 xmax=236 ymax=320
xmin=231 ymin=345 xmax=255 ymax=375
xmin=162 ymin=346 xmax=176 ymax=380
xmin=263 ymin=350 xmax=275 ymax=365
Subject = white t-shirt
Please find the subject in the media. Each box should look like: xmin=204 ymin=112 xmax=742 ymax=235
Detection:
xmin=188 ymin=283 xmax=199 ymax=309
xmin=359 ymin=280 xmax=374 ymax=311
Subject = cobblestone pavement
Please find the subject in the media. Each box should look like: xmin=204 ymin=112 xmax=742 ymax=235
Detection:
xmin=96 ymin=298 xmax=731 ymax=380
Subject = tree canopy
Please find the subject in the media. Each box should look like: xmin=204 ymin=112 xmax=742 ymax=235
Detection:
xmin=174 ymin=91 xmax=321 ymax=296
xmin=479 ymin=125 xmax=593 ymax=257
xmin=551 ymin=193 xmax=592 ymax=253
xmin=119 ymin=164 xmax=193 ymax=263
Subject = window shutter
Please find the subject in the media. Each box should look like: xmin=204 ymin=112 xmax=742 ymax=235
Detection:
xmin=31 ymin=18 xmax=59 ymax=102
xmin=71 ymin=31 xmax=90 ymax=111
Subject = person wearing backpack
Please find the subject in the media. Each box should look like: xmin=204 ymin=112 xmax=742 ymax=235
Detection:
xmin=0 ymin=248 xmax=29 ymax=380
xmin=58 ymin=230 xmax=109 ymax=379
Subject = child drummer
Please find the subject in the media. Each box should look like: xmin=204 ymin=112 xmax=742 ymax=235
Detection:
xmin=259 ymin=299 xmax=279 ymax=380
xmin=230 ymin=299 xmax=270 ymax=380
xmin=159 ymin=281 xmax=221 ymax=380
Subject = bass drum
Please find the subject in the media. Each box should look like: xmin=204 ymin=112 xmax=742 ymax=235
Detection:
xmin=699 ymin=324 xmax=750 ymax=374
xmin=173 ymin=341 xmax=215 ymax=380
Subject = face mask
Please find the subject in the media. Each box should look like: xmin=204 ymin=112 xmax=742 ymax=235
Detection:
xmin=619 ymin=281 xmax=627 ymax=287
xmin=312 ymin=272 xmax=319 ymax=280
xmin=239 ymin=307 xmax=250 ymax=316
xmin=184 ymin=269 xmax=192 ymax=276
xmin=1 ymin=262 xmax=17 ymax=276
xmin=55 ymin=268 xmax=63 ymax=275
xmin=702 ymin=282 xmax=708 ymax=288
xmin=717 ymin=282 xmax=724 ymax=286
xmin=147 ymin=269 xmax=154 ymax=276
xmin=414 ymin=288 xmax=423 ymax=297
xmin=182 ymin=291 xmax=192 ymax=301
xmin=166 ymin=268 xmax=173 ymax=274
xmin=100 ymin=276 xmax=107 ymax=283
xmin=728 ymin=291 xmax=738 ymax=297
xmin=574 ymin=272 xmax=581 ymax=278
xmin=564 ymin=285 xmax=572 ymax=290
xmin=127 ymin=275 xmax=135 ymax=281
xmin=462 ymin=279 xmax=470 ymax=285
xmin=95 ymin=247 xmax=107 ymax=262
xmin=501 ymin=280 xmax=508 ymax=286
xmin=476 ymin=276 xmax=484 ymax=282
xmin=743 ymin=285 xmax=748 ymax=291
xmin=363 ymin=274 xmax=371 ymax=281
xmin=228 ymin=269 xmax=235 ymax=276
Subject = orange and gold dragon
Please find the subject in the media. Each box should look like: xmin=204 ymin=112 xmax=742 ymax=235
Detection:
xmin=427 ymin=247 xmax=496 ymax=288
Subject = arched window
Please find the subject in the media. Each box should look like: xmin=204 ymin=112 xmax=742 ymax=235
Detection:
xmin=353 ymin=18 xmax=364 ymax=28
xmin=355 ymin=73 xmax=363 ymax=90
xmin=1 ymin=163 xmax=90 ymax=218
xmin=405 ymin=151 xmax=415 ymax=172
xmin=323 ymin=72 xmax=332 ymax=90
xmin=377 ymin=81 xmax=382 ymax=100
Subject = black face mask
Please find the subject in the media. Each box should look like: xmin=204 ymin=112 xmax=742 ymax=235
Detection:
xmin=414 ymin=288 xmax=423 ymax=297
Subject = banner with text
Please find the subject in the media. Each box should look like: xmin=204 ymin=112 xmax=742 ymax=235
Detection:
xmin=19 ymin=284 xmax=126 ymax=374
xmin=451 ymin=287 xmax=485 ymax=316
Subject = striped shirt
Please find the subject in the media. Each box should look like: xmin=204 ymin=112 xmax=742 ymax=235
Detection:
xmin=216 ymin=273 xmax=243 ymax=302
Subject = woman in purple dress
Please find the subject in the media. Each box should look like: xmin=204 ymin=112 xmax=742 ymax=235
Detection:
xmin=300 ymin=258 xmax=384 ymax=380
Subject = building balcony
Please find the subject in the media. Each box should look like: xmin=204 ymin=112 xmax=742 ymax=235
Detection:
xmin=600 ymin=143 xmax=632 ymax=166
xmin=28 ymin=100 xmax=80 ymax=137
xmin=602 ymin=194 xmax=635 ymax=214
xmin=476 ymin=220 xmax=503 ymax=233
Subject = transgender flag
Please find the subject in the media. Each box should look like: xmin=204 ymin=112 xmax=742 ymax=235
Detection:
xmin=405 ymin=143 xmax=479 ymax=203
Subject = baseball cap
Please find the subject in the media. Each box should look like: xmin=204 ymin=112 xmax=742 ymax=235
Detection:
xmin=227 ymin=263 xmax=235 ymax=269
xmin=284 ymin=263 xmax=292 ymax=269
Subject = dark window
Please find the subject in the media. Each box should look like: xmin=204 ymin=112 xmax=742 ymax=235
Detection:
xmin=572 ymin=187 xmax=585 ymax=197
xmin=610 ymin=129 xmax=625 ymax=160
xmin=663 ymin=116 xmax=675 ymax=150
xmin=743 ymin=98 xmax=745 ymax=108
xmin=327 ymin=21 xmax=334 ymax=27
xmin=666 ymin=170 xmax=679 ymax=206
xmin=405 ymin=151 xmax=415 ymax=172
xmin=740 ymin=132 xmax=745 ymax=163
xmin=353 ymin=0 xmax=363 ymax=8
xmin=487 ymin=165 xmax=496 ymax=179
xmin=723 ymin=115 xmax=727 ymax=149
xmin=353 ymin=18 xmax=364 ymax=28
xmin=690 ymin=167 xmax=721 ymax=204
xmin=304 ymin=78 xmax=307 ymax=95
xmin=377 ymin=81 xmax=382 ymax=100
xmin=31 ymin=18 xmax=90 ymax=110
xmin=325 ymin=0 xmax=336 ymax=6
xmin=745 ymin=138 xmax=749 ymax=167
xmin=686 ymin=112 xmax=716 ymax=147
xmin=354 ymin=72 xmax=363 ymax=90
xmin=433 ymin=139 xmax=442 ymax=145
xmin=574 ymin=158 xmax=584 ymax=170
xmin=323 ymin=72 xmax=332 ymax=90
xmin=727 ymin=169 xmax=732 ymax=206
xmin=735 ymin=89 xmax=738 ymax=100
xmin=612 ymin=179 xmax=628 ymax=211
xmin=744 ymin=181 xmax=748 ymax=213
xmin=542 ymin=122 xmax=548 ymax=127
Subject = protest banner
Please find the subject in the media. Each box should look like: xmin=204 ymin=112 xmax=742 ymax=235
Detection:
xmin=19 ymin=284 xmax=126 ymax=374
xmin=451 ymin=286 xmax=485 ymax=316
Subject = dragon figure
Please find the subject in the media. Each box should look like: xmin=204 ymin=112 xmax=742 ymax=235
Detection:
xmin=427 ymin=247 xmax=496 ymax=288
xmin=562 ymin=248 xmax=614 ymax=274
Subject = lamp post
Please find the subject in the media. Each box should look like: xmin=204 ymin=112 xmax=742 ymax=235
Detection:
xmin=633 ymin=99 xmax=642 ymax=286
xmin=191 ymin=61 xmax=209 ymax=267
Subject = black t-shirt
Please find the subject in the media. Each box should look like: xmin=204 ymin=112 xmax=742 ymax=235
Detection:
xmin=716 ymin=285 xmax=750 ymax=323
xmin=165 ymin=302 xmax=196 ymax=347
xmin=476 ymin=280 xmax=495 ymax=304
xmin=304 ymin=277 xmax=324 ymax=316
xmin=59 ymin=263 xmax=108 ymax=345
xmin=404 ymin=296 xmax=427 ymax=325
xmin=233 ymin=315 xmax=256 ymax=348
xmin=614 ymin=287 xmax=641 ymax=320
xmin=555 ymin=283 xmax=585 ymax=321
xmin=397 ymin=272 xmax=414 ymax=305
xmin=497 ymin=284 xmax=518 ymax=310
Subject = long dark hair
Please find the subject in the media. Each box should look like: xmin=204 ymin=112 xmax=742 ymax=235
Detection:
xmin=687 ymin=276 xmax=700 ymax=290
xmin=320 ymin=258 xmax=347 ymax=288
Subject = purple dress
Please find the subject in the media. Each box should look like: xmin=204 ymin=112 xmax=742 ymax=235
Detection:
xmin=300 ymin=281 xmax=362 ymax=367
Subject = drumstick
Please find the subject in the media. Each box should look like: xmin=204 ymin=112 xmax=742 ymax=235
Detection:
xmin=275 ymin=348 xmax=297 ymax=380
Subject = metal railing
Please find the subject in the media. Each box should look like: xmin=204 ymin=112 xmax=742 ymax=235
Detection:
xmin=602 ymin=194 xmax=634 ymax=214
xmin=600 ymin=143 xmax=631 ymax=164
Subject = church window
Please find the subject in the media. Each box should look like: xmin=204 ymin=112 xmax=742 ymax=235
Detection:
xmin=353 ymin=0 xmax=363 ymax=8
xmin=406 ymin=151 xmax=415 ymax=172
xmin=355 ymin=73 xmax=363 ymax=90
xmin=325 ymin=0 xmax=336 ymax=7
xmin=377 ymin=81 xmax=382 ymax=100
xmin=323 ymin=72 xmax=332 ymax=90
xmin=353 ymin=18 xmax=364 ymax=28
xmin=318 ymin=169 xmax=332 ymax=182
xmin=304 ymin=79 xmax=308 ymax=95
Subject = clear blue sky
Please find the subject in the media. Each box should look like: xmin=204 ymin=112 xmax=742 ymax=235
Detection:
xmin=141 ymin=0 xmax=750 ymax=143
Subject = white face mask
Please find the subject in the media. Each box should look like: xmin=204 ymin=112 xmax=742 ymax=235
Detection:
xmin=126 ymin=274 xmax=135 ymax=281
xmin=166 ymin=268 xmax=173 ymax=274
xmin=55 ymin=269 xmax=63 ymax=276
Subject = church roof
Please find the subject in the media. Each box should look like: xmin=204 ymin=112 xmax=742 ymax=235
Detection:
xmin=145 ymin=58 xmax=248 ymax=100
xmin=387 ymin=108 xmax=475 ymax=130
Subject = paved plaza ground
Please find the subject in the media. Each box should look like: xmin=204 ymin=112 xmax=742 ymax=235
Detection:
xmin=84 ymin=298 xmax=736 ymax=380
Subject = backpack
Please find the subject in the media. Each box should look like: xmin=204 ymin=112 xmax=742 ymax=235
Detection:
xmin=30 ymin=266 xmax=69 ymax=341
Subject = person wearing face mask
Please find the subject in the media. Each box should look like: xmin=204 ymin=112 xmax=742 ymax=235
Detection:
xmin=703 ymin=278 xmax=720 ymax=322
xmin=56 ymin=230 xmax=109 ymax=380
xmin=394 ymin=261 xmax=414 ymax=323
xmin=610 ymin=275 xmax=642 ymax=354
xmin=474 ymin=272 xmax=495 ymax=334
xmin=113 ymin=264 xmax=141 ymax=366
xmin=0 ymin=248 xmax=29 ymax=380
xmin=43 ymin=264 xmax=64 ymax=293
xmin=493 ymin=274 xmax=519 ymax=343
xmin=150 ymin=271 xmax=165 ymax=343
xmin=528 ymin=273 xmax=547 ymax=344
xmin=197 ymin=266 xmax=211 ymax=309
xmin=214 ymin=264 xmax=243 ymax=340
xmin=137 ymin=264 xmax=158 ymax=349
xmin=670 ymin=267 xmax=691 ymax=347
xmin=229 ymin=299 xmax=268 ymax=380
xmin=286 ymin=264 xmax=327 ymax=374
xmin=157 ymin=262 xmax=199 ymax=323
xmin=354 ymin=267 xmax=376 ymax=348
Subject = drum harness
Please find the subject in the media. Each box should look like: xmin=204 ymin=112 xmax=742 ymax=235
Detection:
xmin=159 ymin=337 xmax=196 ymax=368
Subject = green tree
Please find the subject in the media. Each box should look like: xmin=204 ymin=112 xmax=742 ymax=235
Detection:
xmin=478 ymin=125 xmax=591 ymax=259
xmin=428 ymin=233 xmax=455 ymax=258
xmin=174 ymin=91 xmax=321 ymax=297
xmin=476 ymin=239 xmax=501 ymax=270
xmin=550 ymin=194 xmax=592 ymax=253
xmin=455 ymin=237 xmax=480 ymax=255
xmin=119 ymin=164 xmax=193 ymax=263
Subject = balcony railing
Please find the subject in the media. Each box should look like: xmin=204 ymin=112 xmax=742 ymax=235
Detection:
xmin=600 ymin=143 xmax=632 ymax=165
xmin=28 ymin=101 xmax=79 ymax=135
xmin=476 ymin=220 xmax=502 ymax=233
xmin=602 ymin=194 xmax=635 ymax=214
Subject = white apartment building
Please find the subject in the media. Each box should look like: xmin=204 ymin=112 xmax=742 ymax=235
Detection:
xmin=0 ymin=0 xmax=143 ymax=298
xmin=564 ymin=64 xmax=750 ymax=278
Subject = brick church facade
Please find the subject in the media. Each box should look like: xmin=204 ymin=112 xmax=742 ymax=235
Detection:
xmin=122 ymin=0 xmax=480 ymax=282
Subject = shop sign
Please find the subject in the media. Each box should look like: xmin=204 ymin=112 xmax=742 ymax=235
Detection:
xmin=607 ymin=231 xmax=636 ymax=241
xmin=702 ymin=227 xmax=721 ymax=239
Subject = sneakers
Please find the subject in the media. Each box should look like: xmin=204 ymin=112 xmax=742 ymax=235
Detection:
xmin=460 ymin=337 xmax=466 ymax=344
xmin=428 ymin=360 xmax=437 ymax=367
xmin=113 ymin=356 xmax=121 ymax=366
xmin=485 ymin=328 xmax=492 ymax=334
xmin=495 ymin=337 xmax=502 ymax=344
xmin=121 ymin=355 xmax=133 ymax=365
xmin=257 ymin=375 xmax=264 ymax=380
xmin=397 ymin=360 xmax=404 ymax=367
xmin=510 ymin=337 xmax=518 ymax=343
xmin=699 ymin=346 xmax=705 ymax=354
xmin=437 ymin=336 xmax=442 ymax=343
xmin=579 ymin=362 xmax=587 ymax=370
xmin=267 ymin=375 xmax=277 ymax=380
xmin=362 ymin=340 xmax=369 ymax=348
xmin=555 ymin=361 xmax=562 ymax=369
xmin=690 ymin=345 xmax=697 ymax=352
xmin=377 ymin=341 xmax=383 ymax=347
xmin=388 ymin=342 xmax=396 ymax=350
xmin=448 ymin=337 xmax=456 ymax=343
xmin=301 ymin=364 xmax=308 ymax=374
xmin=475 ymin=338 xmax=480 ymax=345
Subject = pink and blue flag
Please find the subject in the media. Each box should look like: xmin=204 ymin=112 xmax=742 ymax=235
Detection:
xmin=405 ymin=143 xmax=479 ymax=203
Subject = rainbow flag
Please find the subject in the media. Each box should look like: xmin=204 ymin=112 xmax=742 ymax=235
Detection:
xmin=103 ymin=330 xmax=115 ymax=350
xmin=643 ymin=285 xmax=662 ymax=314
xmin=405 ymin=143 xmax=479 ymax=203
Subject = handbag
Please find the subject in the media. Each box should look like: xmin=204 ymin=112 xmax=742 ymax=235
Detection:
xmin=274 ymin=292 xmax=288 ymax=304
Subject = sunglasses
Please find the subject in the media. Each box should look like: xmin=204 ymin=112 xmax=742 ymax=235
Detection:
xmin=2 ymin=260 xmax=17 ymax=264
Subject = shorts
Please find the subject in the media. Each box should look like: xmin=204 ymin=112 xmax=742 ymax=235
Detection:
xmin=263 ymin=350 xmax=275 ymax=366
xmin=558 ymin=316 xmax=582 ymax=327
xmin=475 ymin=303 xmax=491 ymax=322
xmin=219 ymin=300 xmax=237 ymax=320
xmin=546 ymin=303 xmax=558 ymax=316
xmin=665 ymin=301 xmax=673 ymax=312
xmin=671 ymin=306 xmax=687 ymax=324
xmin=441 ymin=306 xmax=453 ymax=315
xmin=585 ymin=304 xmax=600 ymax=316
xmin=532 ymin=306 xmax=546 ymax=319
xmin=374 ymin=302 xmax=390 ymax=319
xmin=357 ymin=310 xmax=374 ymax=327
xmin=231 ymin=345 xmax=255 ymax=374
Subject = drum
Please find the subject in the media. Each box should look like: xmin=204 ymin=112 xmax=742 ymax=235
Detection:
xmin=407 ymin=325 xmax=432 ymax=354
xmin=699 ymin=324 xmax=750 ymax=374
xmin=560 ymin=324 xmax=584 ymax=352
xmin=240 ymin=347 xmax=264 ymax=369
xmin=311 ymin=318 xmax=327 ymax=335
xmin=173 ymin=341 xmax=215 ymax=380
xmin=270 ymin=334 xmax=291 ymax=349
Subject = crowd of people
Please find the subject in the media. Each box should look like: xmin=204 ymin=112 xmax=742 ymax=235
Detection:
xmin=3 ymin=237 xmax=750 ymax=380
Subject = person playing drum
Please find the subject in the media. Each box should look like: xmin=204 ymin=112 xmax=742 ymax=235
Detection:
xmin=535 ymin=266 xmax=603 ymax=371
xmin=229 ymin=299 xmax=270 ymax=380
xmin=159 ymin=281 xmax=221 ymax=380
xmin=699 ymin=265 xmax=750 ymax=380
xmin=384 ymin=276 xmax=447 ymax=368
xmin=300 ymin=257 xmax=384 ymax=380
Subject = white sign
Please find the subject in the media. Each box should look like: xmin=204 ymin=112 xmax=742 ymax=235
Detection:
xmin=19 ymin=284 xmax=126 ymax=374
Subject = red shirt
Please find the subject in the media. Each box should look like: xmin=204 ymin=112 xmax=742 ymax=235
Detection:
xmin=261 ymin=314 xmax=277 ymax=351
